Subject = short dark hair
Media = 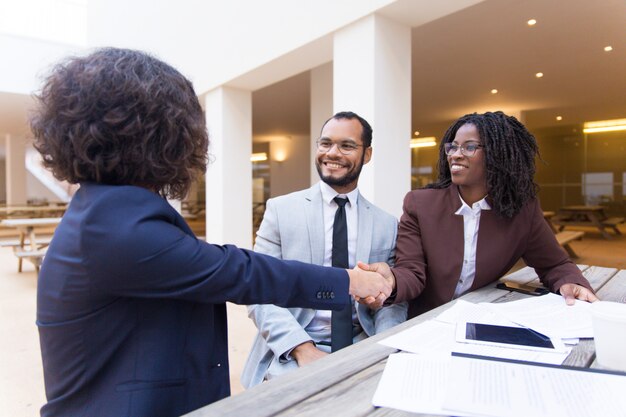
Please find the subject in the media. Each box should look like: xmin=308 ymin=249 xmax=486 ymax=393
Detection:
xmin=428 ymin=111 xmax=540 ymax=218
xmin=30 ymin=47 xmax=209 ymax=200
xmin=321 ymin=111 xmax=373 ymax=148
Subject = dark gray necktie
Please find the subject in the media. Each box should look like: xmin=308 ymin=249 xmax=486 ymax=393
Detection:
xmin=331 ymin=196 xmax=352 ymax=352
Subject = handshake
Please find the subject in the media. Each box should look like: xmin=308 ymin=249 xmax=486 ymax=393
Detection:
xmin=347 ymin=261 xmax=395 ymax=309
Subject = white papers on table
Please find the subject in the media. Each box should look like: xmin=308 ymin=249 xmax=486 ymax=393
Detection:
xmin=378 ymin=300 xmax=570 ymax=365
xmin=444 ymin=354 xmax=626 ymax=417
xmin=482 ymin=293 xmax=593 ymax=339
xmin=435 ymin=299 xmax=514 ymax=325
xmin=372 ymin=353 xmax=626 ymax=417
xmin=372 ymin=353 xmax=477 ymax=416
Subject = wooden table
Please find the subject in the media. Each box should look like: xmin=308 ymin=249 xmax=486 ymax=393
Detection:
xmin=552 ymin=205 xmax=623 ymax=239
xmin=186 ymin=264 xmax=625 ymax=417
xmin=0 ymin=205 xmax=66 ymax=219
xmin=0 ymin=217 xmax=61 ymax=272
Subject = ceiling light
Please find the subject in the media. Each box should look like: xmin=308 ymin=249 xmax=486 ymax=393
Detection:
xmin=250 ymin=152 xmax=268 ymax=162
xmin=535 ymin=72 xmax=544 ymax=78
xmin=556 ymin=116 xmax=563 ymax=121
xmin=491 ymin=89 xmax=498 ymax=94
xmin=410 ymin=137 xmax=437 ymax=148
xmin=583 ymin=118 xmax=626 ymax=134
xmin=604 ymin=46 xmax=613 ymax=52
xmin=527 ymin=19 xmax=537 ymax=26
xmin=414 ymin=131 xmax=420 ymax=136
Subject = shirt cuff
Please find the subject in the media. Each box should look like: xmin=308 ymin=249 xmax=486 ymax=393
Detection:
xmin=279 ymin=340 xmax=315 ymax=363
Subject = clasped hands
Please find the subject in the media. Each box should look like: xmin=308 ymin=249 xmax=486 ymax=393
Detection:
xmin=347 ymin=261 xmax=395 ymax=309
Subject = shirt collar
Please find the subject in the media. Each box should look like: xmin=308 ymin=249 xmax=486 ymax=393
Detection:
xmin=319 ymin=181 xmax=359 ymax=207
xmin=454 ymin=192 xmax=491 ymax=215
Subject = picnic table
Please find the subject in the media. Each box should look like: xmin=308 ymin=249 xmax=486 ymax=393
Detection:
xmin=552 ymin=205 xmax=624 ymax=239
xmin=0 ymin=217 xmax=61 ymax=272
xmin=186 ymin=264 xmax=625 ymax=417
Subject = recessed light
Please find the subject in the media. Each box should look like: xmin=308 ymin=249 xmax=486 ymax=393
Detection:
xmin=491 ymin=89 xmax=498 ymax=94
xmin=527 ymin=19 xmax=537 ymax=26
xmin=604 ymin=46 xmax=613 ymax=52
xmin=556 ymin=116 xmax=563 ymax=121
xmin=414 ymin=131 xmax=420 ymax=136
xmin=535 ymin=72 xmax=544 ymax=78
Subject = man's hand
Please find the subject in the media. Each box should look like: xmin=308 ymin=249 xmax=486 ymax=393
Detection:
xmin=353 ymin=261 xmax=396 ymax=310
xmin=291 ymin=342 xmax=328 ymax=367
xmin=347 ymin=265 xmax=392 ymax=303
xmin=559 ymin=283 xmax=599 ymax=305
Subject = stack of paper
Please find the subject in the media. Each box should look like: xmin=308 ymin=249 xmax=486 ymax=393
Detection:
xmin=379 ymin=298 xmax=578 ymax=365
xmin=372 ymin=353 xmax=626 ymax=417
xmin=481 ymin=293 xmax=593 ymax=339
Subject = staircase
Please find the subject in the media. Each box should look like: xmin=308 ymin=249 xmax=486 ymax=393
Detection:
xmin=25 ymin=148 xmax=78 ymax=202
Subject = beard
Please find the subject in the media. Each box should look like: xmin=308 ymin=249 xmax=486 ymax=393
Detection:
xmin=316 ymin=152 xmax=365 ymax=187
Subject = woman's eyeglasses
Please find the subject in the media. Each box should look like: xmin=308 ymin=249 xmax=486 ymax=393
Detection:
xmin=444 ymin=142 xmax=483 ymax=157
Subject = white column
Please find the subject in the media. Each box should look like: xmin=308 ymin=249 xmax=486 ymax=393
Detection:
xmin=333 ymin=14 xmax=411 ymax=219
xmin=5 ymin=134 xmax=28 ymax=206
xmin=310 ymin=62 xmax=333 ymax=186
xmin=204 ymin=86 xmax=253 ymax=249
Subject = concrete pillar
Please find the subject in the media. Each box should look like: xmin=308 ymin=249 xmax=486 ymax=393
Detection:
xmin=310 ymin=62 xmax=333 ymax=186
xmin=204 ymin=86 xmax=253 ymax=249
xmin=5 ymin=134 xmax=28 ymax=206
xmin=333 ymin=14 xmax=411 ymax=219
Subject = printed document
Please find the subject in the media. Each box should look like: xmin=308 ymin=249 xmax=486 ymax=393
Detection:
xmin=482 ymin=293 xmax=593 ymax=338
xmin=443 ymin=354 xmax=626 ymax=417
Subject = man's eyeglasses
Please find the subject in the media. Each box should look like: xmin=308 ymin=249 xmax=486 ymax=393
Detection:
xmin=444 ymin=142 xmax=483 ymax=157
xmin=316 ymin=139 xmax=363 ymax=155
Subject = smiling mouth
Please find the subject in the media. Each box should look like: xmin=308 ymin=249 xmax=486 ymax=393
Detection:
xmin=450 ymin=163 xmax=468 ymax=173
xmin=324 ymin=161 xmax=346 ymax=169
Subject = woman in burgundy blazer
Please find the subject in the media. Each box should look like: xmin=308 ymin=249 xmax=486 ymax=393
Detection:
xmin=368 ymin=112 xmax=597 ymax=318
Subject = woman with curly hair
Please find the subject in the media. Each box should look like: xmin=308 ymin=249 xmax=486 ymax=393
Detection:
xmin=31 ymin=48 xmax=390 ymax=417
xmin=361 ymin=111 xmax=596 ymax=318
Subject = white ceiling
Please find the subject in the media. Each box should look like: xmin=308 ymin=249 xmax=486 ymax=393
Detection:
xmin=1 ymin=0 xmax=625 ymax=150
xmin=252 ymin=0 xmax=626 ymax=138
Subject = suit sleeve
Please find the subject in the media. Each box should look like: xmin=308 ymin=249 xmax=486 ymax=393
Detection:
xmin=83 ymin=192 xmax=349 ymax=310
xmin=247 ymin=198 xmax=316 ymax=360
xmin=372 ymin=215 xmax=408 ymax=333
xmin=390 ymin=191 xmax=428 ymax=303
xmin=522 ymin=200 xmax=594 ymax=292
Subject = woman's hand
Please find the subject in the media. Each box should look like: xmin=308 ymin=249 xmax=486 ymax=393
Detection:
xmin=559 ymin=283 xmax=599 ymax=305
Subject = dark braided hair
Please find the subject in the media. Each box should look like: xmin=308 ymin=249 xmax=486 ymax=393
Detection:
xmin=427 ymin=111 xmax=539 ymax=218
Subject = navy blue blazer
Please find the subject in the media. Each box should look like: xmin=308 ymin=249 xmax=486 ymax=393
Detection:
xmin=37 ymin=183 xmax=349 ymax=417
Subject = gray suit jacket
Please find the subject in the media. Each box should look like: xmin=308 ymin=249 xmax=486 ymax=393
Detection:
xmin=241 ymin=184 xmax=407 ymax=388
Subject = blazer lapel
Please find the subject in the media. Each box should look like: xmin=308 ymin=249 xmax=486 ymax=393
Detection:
xmin=355 ymin=194 xmax=373 ymax=266
xmin=305 ymin=184 xmax=325 ymax=266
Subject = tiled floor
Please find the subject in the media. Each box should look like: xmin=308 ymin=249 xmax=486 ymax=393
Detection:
xmin=1 ymin=224 xmax=623 ymax=416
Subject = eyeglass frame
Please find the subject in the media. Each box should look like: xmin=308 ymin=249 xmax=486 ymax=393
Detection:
xmin=444 ymin=141 xmax=484 ymax=157
xmin=315 ymin=138 xmax=365 ymax=155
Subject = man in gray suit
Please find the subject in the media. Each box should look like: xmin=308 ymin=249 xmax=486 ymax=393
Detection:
xmin=242 ymin=111 xmax=407 ymax=388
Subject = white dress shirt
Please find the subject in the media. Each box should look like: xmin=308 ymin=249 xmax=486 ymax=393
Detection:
xmin=453 ymin=194 xmax=491 ymax=298
xmin=304 ymin=182 xmax=359 ymax=348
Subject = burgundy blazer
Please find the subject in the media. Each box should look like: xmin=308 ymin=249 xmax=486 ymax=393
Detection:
xmin=392 ymin=185 xmax=593 ymax=318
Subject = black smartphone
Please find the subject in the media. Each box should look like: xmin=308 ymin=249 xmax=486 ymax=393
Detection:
xmin=496 ymin=281 xmax=549 ymax=296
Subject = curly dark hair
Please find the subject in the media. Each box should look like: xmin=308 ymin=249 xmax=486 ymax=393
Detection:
xmin=428 ymin=111 xmax=540 ymax=218
xmin=30 ymin=47 xmax=209 ymax=200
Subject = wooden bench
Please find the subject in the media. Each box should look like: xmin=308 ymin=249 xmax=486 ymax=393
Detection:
xmin=602 ymin=217 xmax=624 ymax=235
xmin=0 ymin=237 xmax=53 ymax=248
xmin=13 ymin=248 xmax=47 ymax=273
xmin=555 ymin=230 xmax=584 ymax=258
xmin=1 ymin=236 xmax=52 ymax=272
